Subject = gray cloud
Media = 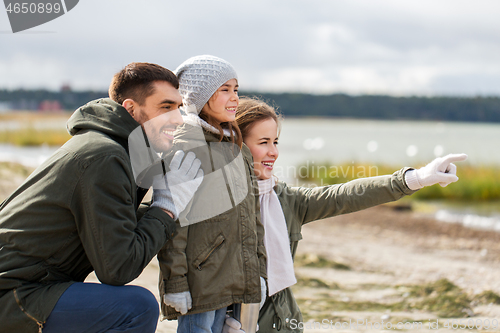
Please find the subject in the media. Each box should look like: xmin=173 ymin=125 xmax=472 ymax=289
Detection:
xmin=1 ymin=0 xmax=499 ymax=95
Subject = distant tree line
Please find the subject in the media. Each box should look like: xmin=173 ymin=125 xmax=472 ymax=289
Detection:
xmin=243 ymin=92 xmax=500 ymax=123
xmin=1 ymin=89 xmax=500 ymax=122
xmin=0 ymin=89 xmax=106 ymax=112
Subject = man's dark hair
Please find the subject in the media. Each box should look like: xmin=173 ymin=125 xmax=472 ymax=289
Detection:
xmin=108 ymin=62 xmax=179 ymax=105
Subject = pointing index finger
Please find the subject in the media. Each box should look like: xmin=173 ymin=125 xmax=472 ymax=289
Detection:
xmin=442 ymin=153 xmax=468 ymax=165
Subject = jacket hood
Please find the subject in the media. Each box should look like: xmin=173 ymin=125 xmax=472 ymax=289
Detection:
xmin=66 ymin=98 xmax=140 ymax=142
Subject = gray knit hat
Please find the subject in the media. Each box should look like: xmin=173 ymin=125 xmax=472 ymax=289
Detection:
xmin=174 ymin=55 xmax=238 ymax=115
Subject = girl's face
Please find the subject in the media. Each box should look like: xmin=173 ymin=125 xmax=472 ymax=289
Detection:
xmin=244 ymin=118 xmax=279 ymax=180
xmin=202 ymin=78 xmax=239 ymax=124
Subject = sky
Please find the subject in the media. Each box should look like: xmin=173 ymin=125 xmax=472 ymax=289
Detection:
xmin=1 ymin=0 xmax=499 ymax=96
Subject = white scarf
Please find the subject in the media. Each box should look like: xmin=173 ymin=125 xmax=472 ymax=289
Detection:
xmin=258 ymin=177 xmax=297 ymax=296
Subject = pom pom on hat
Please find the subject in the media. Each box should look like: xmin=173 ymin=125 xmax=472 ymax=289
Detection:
xmin=174 ymin=55 xmax=238 ymax=115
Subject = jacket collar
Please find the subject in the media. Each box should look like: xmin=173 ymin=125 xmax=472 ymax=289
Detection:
xmin=182 ymin=113 xmax=235 ymax=137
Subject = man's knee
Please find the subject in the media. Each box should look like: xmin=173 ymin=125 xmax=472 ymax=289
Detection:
xmin=126 ymin=286 xmax=159 ymax=321
xmin=43 ymin=284 xmax=160 ymax=333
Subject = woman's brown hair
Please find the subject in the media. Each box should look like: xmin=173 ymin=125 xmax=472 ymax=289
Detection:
xmin=235 ymin=97 xmax=282 ymax=141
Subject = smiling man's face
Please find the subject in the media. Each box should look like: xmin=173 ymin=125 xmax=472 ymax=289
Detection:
xmin=128 ymin=80 xmax=183 ymax=152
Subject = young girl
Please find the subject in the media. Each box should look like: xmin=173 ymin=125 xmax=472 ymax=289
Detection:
xmin=223 ymin=97 xmax=467 ymax=333
xmin=154 ymin=56 xmax=266 ymax=333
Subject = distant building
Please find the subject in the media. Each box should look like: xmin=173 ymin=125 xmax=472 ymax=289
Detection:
xmin=60 ymin=84 xmax=72 ymax=92
xmin=38 ymin=100 xmax=63 ymax=113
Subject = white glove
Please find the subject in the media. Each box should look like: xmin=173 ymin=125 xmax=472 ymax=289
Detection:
xmin=405 ymin=153 xmax=468 ymax=190
xmin=163 ymin=291 xmax=192 ymax=315
xmin=223 ymin=315 xmax=259 ymax=333
xmin=152 ymin=150 xmax=204 ymax=219
xmin=260 ymin=277 xmax=267 ymax=310
xmin=223 ymin=315 xmax=245 ymax=333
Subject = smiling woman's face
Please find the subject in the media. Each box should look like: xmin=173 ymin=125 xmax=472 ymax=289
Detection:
xmin=243 ymin=118 xmax=279 ymax=180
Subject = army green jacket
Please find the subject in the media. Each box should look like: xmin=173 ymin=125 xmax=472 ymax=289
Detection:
xmin=0 ymin=99 xmax=176 ymax=333
xmin=158 ymin=119 xmax=267 ymax=320
xmin=258 ymin=168 xmax=417 ymax=332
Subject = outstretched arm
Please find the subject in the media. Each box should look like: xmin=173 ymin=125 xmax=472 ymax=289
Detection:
xmin=285 ymin=154 xmax=467 ymax=225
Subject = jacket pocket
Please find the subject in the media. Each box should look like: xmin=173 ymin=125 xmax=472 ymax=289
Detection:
xmin=11 ymin=289 xmax=45 ymax=332
xmin=192 ymin=233 xmax=226 ymax=271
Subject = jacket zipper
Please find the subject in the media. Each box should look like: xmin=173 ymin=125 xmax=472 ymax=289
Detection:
xmin=197 ymin=238 xmax=225 ymax=270
xmin=13 ymin=289 xmax=45 ymax=333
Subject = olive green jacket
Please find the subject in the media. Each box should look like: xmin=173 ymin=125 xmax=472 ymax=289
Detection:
xmin=0 ymin=99 xmax=176 ymax=333
xmin=158 ymin=121 xmax=267 ymax=320
xmin=258 ymin=168 xmax=417 ymax=332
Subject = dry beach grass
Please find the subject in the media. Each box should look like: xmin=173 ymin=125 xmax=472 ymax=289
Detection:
xmin=0 ymin=111 xmax=70 ymax=146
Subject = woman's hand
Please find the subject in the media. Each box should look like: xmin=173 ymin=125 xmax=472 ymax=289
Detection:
xmin=405 ymin=153 xmax=468 ymax=190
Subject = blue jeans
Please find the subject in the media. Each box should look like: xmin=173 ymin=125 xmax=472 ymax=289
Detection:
xmin=43 ymin=282 xmax=159 ymax=333
xmin=177 ymin=307 xmax=227 ymax=333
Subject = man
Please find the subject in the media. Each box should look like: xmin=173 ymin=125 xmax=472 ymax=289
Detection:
xmin=0 ymin=62 xmax=203 ymax=333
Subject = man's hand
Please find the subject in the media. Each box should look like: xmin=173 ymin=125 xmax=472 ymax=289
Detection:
xmin=152 ymin=150 xmax=203 ymax=219
xmin=163 ymin=291 xmax=192 ymax=315
xmin=405 ymin=153 xmax=468 ymax=190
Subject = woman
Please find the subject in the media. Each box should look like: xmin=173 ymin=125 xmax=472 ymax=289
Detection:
xmin=223 ymin=97 xmax=467 ymax=333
